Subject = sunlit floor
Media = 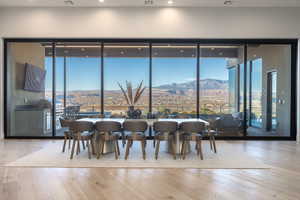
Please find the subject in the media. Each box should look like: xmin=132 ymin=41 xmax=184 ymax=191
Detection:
xmin=1 ymin=139 xmax=300 ymax=200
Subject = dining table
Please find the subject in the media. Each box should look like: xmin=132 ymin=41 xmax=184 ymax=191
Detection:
xmin=77 ymin=118 xmax=210 ymax=154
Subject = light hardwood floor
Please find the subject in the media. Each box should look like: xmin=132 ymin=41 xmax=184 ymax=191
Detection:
xmin=0 ymin=139 xmax=300 ymax=200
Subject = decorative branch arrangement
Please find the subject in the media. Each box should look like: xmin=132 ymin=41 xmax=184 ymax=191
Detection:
xmin=117 ymin=81 xmax=146 ymax=106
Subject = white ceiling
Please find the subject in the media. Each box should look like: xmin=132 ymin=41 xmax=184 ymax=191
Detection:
xmin=0 ymin=0 xmax=300 ymax=7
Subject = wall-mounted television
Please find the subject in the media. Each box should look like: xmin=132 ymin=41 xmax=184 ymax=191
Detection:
xmin=23 ymin=63 xmax=46 ymax=92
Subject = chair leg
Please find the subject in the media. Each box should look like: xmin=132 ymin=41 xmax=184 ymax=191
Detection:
xmin=70 ymin=138 xmax=76 ymax=159
xmin=180 ymin=141 xmax=185 ymax=159
xmin=153 ymin=139 xmax=155 ymax=148
xmin=209 ymin=135 xmax=213 ymax=151
xmin=122 ymin=131 xmax=126 ymax=148
xmin=90 ymin=138 xmax=95 ymax=155
xmin=114 ymin=140 xmax=118 ymax=159
xmin=76 ymin=139 xmax=80 ymax=155
xmin=87 ymin=140 xmax=91 ymax=159
xmin=141 ymin=139 xmax=146 ymax=160
xmin=125 ymin=140 xmax=131 ymax=160
xmin=171 ymin=138 xmax=176 ymax=160
xmin=116 ymin=140 xmax=120 ymax=156
xmin=68 ymin=137 xmax=71 ymax=149
xmin=81 ymin=139 xmax=85 ymax=150
xmin=198 ymin=139 xmax=203 ymax=160
xmin=155 ymin=140 xmax=160 ymax=160
xmin=212 ymin=135 xmax=217 ymax=153
xmin=182 ymin=141 xmax=187 ymax=160
xmin=62 ymin=135 xmax=67 ymax=153
xmin=97 ymin=139 xmax=102 ymax=159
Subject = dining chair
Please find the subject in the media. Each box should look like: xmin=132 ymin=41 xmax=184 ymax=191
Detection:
xmin=180 ymin=121 xmax=206 ymax=160
xmin=153 ymin=121 xmax=178 ymax=159
xmin=95 ymin=121 xmax=122 ymax=159
xmin=69 ymin=121 xmax=95 ymax=159
xmin=206 ymin=121 xmax=218 ymax=153
xmin=123 ymin=121 xmax=148 ymax=160
xmin=60 ymin=118 xmax=74 ymax=153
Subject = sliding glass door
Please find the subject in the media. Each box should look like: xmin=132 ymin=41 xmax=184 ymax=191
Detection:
xmin=199 ymin=45 xmax=244 ymax=137
xmin=247 ymin=44 xmax=291 ymax=137
xmin=54 ymin=43 xmax=102 ymax=136
xmin=6 ymin=42 xmax=54 ymax=137
xmin=152 ymin=43 xmax=197 ymax=118
xmin=4 ymin=39 xmax=296 ymax=139
xmin=103 ymin=43 xmax=149 ymax=118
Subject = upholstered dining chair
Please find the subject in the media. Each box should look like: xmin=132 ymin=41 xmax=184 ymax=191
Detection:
xmin=60 ymin=118 xmax=74 ymax=153
xmin=69 ymin=121 xmax=95 ymax=159
xmin=153 ymin=121 xmax=178 ymax=159
xmin=123 ymin=121 xmax=148 ymax=160
xmin=180 ymin=121 xmax=206 ymax=160
xmin=94 ymin=121 xmax=122 ymax=159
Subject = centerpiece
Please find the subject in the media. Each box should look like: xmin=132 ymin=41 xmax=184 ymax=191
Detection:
xmin=118 ymin=81 xmax=145 ymax=119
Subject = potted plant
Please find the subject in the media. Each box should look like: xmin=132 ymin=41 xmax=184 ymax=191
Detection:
xmin=118 ymin=81 xmax=146 ymax=119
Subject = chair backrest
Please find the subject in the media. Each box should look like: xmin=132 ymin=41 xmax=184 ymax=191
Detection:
xmin=59 ymin=118 xmax=73 ymax=128
xmin=95 ymin=121 xmax=122 ymax=133
xmin=69 ymin=121 xmax=94 ymax=133
xmin=123 ymin=120 xmax=148 ymax=133
xmin=153 ymin=121 xmax=178 ymax=133
xmin=179 ymin=121 xmax=206 ymax=133
xmin=64 ymin=106 xmax=80 ymax=119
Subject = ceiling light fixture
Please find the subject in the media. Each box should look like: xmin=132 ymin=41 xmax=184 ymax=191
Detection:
xmin=99 ymin=0 xmax=104 ymax=3
xmin=64 ymin=0 xmax=74 ymax=6
xmin=168 ymin=0 xmax=173 ymax=5
xmin=145 ymin=0 xmax=153 ymax=5
xmin=224 ymin=0 xmax=233 ymax=6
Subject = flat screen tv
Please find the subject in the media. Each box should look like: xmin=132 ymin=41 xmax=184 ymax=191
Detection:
xmin=23 ymin=63 xmax=46 ymax=92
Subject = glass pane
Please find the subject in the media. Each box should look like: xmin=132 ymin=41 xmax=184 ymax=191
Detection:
xmin=200 ymin=45 xmax=244 ymax=137
xmin=247 ymin=44 xmax=291 ymax=137
xmin=271 ymin=72 xmax=277 ymax=130
xmin=239 ymin=64 xmax=244 ymax=112
xmin=6 ymin=42 xmax=53 ymax=136
xmin=103 ymin=43 xmax=149 ymax=118
xmin=250 ymin=58 xmax=263 ymax=128
xmin=62 ymin=43 xmax=102 ymax=121
xmin=152 ymin=43 xmax=197 ymax=118
xmin=228 ymin=67 xmax=237 ymax=113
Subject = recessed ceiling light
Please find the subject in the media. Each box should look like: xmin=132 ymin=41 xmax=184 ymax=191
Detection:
xmin=168 ymin=0 xmax=173 ymax=5
xmin=99 ymin=0 xmax=104 ymax=2
xmin=64 ymin=0 xmax=74 ymax=6
xmin=224 ymin=0 xmax=233 ymax=6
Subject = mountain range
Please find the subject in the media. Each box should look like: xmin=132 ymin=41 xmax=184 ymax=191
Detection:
xmin=155 ymin=79 xmax=228 ymax=90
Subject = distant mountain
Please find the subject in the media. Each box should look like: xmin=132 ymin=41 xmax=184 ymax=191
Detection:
xmin=156 ymin=79 xmax=228 ymax=91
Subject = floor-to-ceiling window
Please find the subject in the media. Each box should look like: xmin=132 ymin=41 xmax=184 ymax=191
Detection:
xmin=103 ymin=43 xmax=149 ymax=118
xmin=4 ymin=39 xmax=296 ymax=139
xmin=199 ymin=45 xmax=244 ymax=136
xmin=6 ymin=42 xmax=53 ymax=137
xmin=152 ymin=44 xmax=197 ymax=118
xmin=54 ymin=43 xmax=101 ymax=136
xmin=247 ymin=44 xmax=292 ymax=137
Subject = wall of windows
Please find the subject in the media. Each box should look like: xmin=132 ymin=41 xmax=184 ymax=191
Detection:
xmin=4 ymin=39 xmax=297 ymax=139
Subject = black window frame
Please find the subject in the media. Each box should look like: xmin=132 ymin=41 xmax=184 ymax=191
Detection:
xmin=3 ymin=38 xmax=298 ymax=140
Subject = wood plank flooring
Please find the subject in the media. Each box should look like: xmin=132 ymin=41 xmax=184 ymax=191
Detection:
xmin=0 ymin=140 xmax=300 ymax=200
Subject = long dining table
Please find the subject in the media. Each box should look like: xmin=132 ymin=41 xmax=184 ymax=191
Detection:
xmin=78 ymin=118 xmax=209 ymax=154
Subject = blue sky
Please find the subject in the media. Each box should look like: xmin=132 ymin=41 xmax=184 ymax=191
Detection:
xmin=45 ymin=57 xmax=232 ymax=91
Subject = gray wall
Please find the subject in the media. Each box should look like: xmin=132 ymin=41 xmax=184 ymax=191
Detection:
xmin=0 ymin=7 xmax=300 ymax=139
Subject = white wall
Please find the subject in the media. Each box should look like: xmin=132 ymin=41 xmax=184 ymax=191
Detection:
xmin=0 ymin=7 xmax=300 ymax=139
